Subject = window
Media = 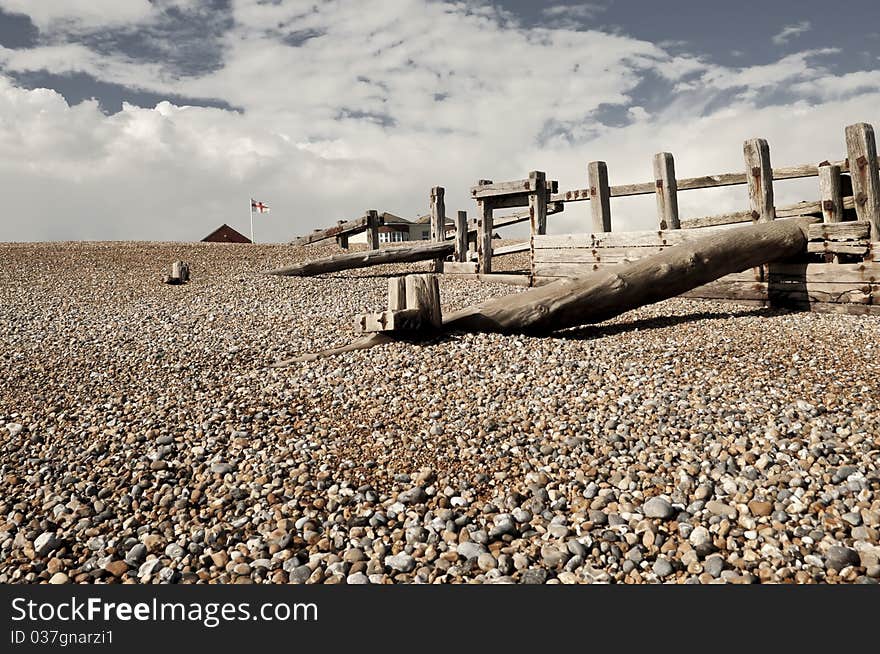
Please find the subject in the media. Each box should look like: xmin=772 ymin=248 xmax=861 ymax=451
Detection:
xmin=379 ymin=231 xmax=409 ymax=243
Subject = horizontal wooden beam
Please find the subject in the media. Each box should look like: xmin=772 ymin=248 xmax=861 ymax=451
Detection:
xmin=444 ymin=202 xmax=564 ymax=237
xmin=292 ymin=213 xmax=384 ymax=246
xmin=806 ymin=221 xmax=871 ymax=241
xmin=681 ymin=197 xmax=856 ymax=229
xmin=550 ymin=157 xmax=880 ymax=204
xmin=265 ymin=242 xmax=454 ymax=276
xmin=470 ymin=179 xmax=557 ymax=200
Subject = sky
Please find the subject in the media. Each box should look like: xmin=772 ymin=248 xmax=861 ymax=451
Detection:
xmin=0 ymin=0 xmax=878 ymax=242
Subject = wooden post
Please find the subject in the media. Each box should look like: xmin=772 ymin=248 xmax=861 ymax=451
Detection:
xmin=477 ymin=180 xmax=494 ymax=274
xmin=335 ymin=220 xmax=349 ymax=249
xmin=388 ymin=277 xmax=407 ymax=310
xmin=588 ymin=161 xmax=611 ymax=232
xmin=405 ymin=274 xmax=441 ymax=328
xmin=845 ymin=122 xmax=880 ymax=239
xmin=430 ymin=187 xmax=446 ymax=242
xmin=366 ymin=210 xmax=380 ymax=250
xmin=430 ymin=187 xmax=446 ymax=272
xmin=819 ymin=164 xmax=844 ymax=224
xmin=744 ymin=138 xmax=775 ymax=222
xmin=529 ymin=171 xmax=548 ymax=236
xmin=454 ymin=210 xmax=468 ymax=263
xmin=653 ymin=152 xmax=680 ymax=230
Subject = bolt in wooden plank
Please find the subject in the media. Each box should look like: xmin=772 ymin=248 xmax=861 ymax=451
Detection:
xmin=653 ymin=152 xmax=680 ymax=229
xmin=744 ymin=138 xmax=776 ymax=222
xmin=454 ymin=210 xmax=469 ymax=263
xmin=588 ymin=161 xmax=611 ymax=232
xmin=845 ymin=122 xmax=880 ymax=239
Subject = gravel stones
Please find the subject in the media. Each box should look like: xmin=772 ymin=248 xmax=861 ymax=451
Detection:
xmin=2 ymin=242 xmax=879 ymax=586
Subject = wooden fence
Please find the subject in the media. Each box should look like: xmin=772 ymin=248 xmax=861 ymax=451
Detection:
xmin=437 ymin=121 xmax=880 ymax=314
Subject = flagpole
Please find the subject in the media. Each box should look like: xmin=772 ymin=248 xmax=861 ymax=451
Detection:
xmin=249 ymin=198 xmax=254 ymax=244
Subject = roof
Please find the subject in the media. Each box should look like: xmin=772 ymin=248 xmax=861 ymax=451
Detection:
xmin=414 ymin=214 xmax=454 ymax=225
xmin=201 ymin=224 xmax=252 ymax=243
xmin=380 ymin=212 xmax=413 ymax=225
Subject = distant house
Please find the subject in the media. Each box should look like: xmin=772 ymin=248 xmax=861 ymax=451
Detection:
xmin=202 ymin=224 xmax=251 ymax=243
xmin=349 ymin=212 xmax=453 ymax=244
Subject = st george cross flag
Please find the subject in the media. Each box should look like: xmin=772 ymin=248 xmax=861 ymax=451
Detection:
xmin=251 ymin=199 xmax=270 ymax=213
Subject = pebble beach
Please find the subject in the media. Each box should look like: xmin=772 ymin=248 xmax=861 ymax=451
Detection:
xmin=1 ymin=241 xmax=879 ymax=584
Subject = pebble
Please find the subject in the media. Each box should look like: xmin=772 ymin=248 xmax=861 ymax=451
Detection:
xmin=643 ymin=497 xmax=675 ymax=520
xmin=826 ymin=546 xmax=860 ymax=572
xmin=653 ymin=558 xmax=674 ymax=579
xmin=385 ymin=554 xmax=416 ymax=573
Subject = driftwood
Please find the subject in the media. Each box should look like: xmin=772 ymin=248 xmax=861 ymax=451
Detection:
xmin=264 ymin=242 xmax=455 ymax=277
xmin=271 ymin=217 xmax=817 ymax=364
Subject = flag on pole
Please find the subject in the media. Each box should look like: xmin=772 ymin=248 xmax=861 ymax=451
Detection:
xmin=251 ymin=199 xmax=270 ymax=213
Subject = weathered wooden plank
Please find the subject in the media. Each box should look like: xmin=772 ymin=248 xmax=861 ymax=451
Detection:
xmin=470 ymin=178 xmax=538 ymax=199
xmin=806 ymin=221 xmax=870 ymax=241
xmin=653 ymin=152 xmax=680 ymax=230
xmin=818 ymin=164 xmax=844 ymax=224
xmin=264 ymin=242 xmax=455 ymax=276
xmin=454 ymin=210 xmax=468 ymax=263
xmin=293 ymin=213 xmax=383 ymax=246
xmin=477 ymin=195 xmax=493 ymax=274
xmin=682 ymin=280 xmax=768 ymax=301
xmin=405 ymin=274 xmax=442 ymax=328
xmin=469 ymin=241 xmax=529 ymax=259
xmin=443 ymin=261 xmax=478 ymax=274
xmin=354 ymin=308 xmax=424 ymax=334
xmin=744 ymin=138 xmax=775 ymax=222
xmin=845 ymin=122 xmax=880 ymax=239
xmin=767 ymin=262 xmax=880 ymax=283
xmin=806 ymin=241 xmax=869 ymax=255
xmin=388 ymin=277 xmax=407 ymax=311
xmin=366 ymin=210 xmax=380 ymax=251
xmin=588 ymin=161 xmax=612 ymax=232
xmin=534 ymin=225 xmax=732 ymax=249
xmin=534 ymin=246 xmax=668 ymax=264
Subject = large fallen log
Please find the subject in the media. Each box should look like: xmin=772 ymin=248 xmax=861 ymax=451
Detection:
xmin=265 ymin=242 xmax=455 ymax=277
xmin=270 ymin=216 xmax=817 ymax=364
xmin=444 ymin=216 xmax=817 ymax=334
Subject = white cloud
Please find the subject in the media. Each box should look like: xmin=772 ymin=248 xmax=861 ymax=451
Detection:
xmin=0 ymin=1 xmax=878 ymax=243
xmin=0 ymin=0 xmax=155 ymax=31
xmin=542 ymin=3 xmax=605 ymax=19
xmin=772 ymin=20 xmax=812 ymax=46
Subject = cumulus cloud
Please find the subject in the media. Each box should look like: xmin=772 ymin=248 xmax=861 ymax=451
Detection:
xmin=0 ymin=1 xmax=877 ymax=242
xmin=772 ymin=20 xmax=812 ymax=45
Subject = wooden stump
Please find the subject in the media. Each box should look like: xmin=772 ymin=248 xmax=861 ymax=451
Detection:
xmin=164 ymin=261 xmax=190 ymax=285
